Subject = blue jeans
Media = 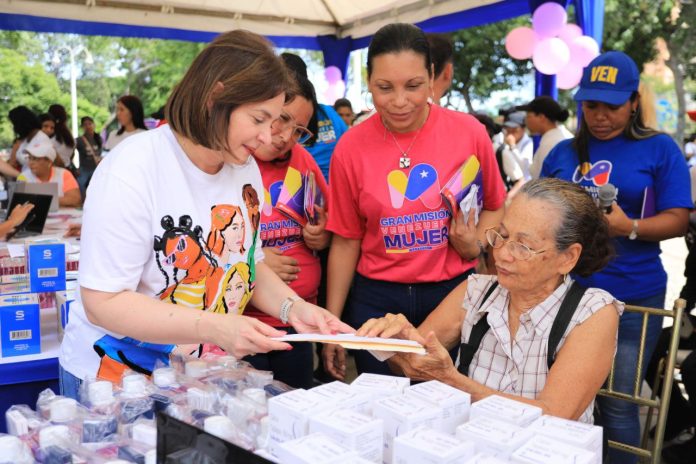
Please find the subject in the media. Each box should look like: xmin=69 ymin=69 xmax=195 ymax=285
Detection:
xmin=596 ymin=292 xmax=664 ymax=464
xmin=59 ymin=364 xmax=83 ymax=401
xmin=345 ymin=271 xmax=471 ymax=375
xmin=244 ymin=328 xmax=314 ymax=389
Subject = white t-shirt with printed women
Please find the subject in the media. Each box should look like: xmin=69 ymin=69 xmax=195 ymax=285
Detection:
xmin=59 ymin=124 xmax=265 ymax=380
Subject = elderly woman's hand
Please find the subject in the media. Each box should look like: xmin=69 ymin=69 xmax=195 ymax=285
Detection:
xmin=356 ymin=313 xmax=417 ymax=340
xmin=397 ymin=332 xmax=458 ymax=383
xmin=448 ymin=209 xmax=480 ymax=260
xmin=604 ymin=201 xmax=634 ymax=238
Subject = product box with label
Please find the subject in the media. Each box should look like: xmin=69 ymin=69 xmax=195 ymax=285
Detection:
xmin=393 ymin=426 xmax=476 ymax=464
xmin=0 ymin=293 xmax=41 ymax=357
xmin=469 ymin=395 xmax=542 ymax=427
xmin=309 ymin=408 xmax=383 ymax=462
xmin=405 ymin=380 xmax=471 ymax=434
xmin=267 ymin=389 xmax=334 ymax=456
xmin=276 ymin=432 xmax=358 ymax=464
xmin=372 ymin=394 xmax=442 ymax=464
xmin=527 ymin=415 xmax=602 ymax=463
xmin=463 ymin=452 xmax=512 ymax=464
xmin=351 ymin=373 xmax=410 ymax=398
xmin=511 ymin=435 xmax=596 ymax=464
xmin=26 ymin=241 xmax=66 ymax=293
xmin=310 ymin=381 xmax=374 ymax=415
xmin=456 ymin=416 xmax=532 ymax=459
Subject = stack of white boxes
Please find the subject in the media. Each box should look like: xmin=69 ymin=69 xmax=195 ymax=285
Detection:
xmin=264 ymin=373 xmax=603 ymax=464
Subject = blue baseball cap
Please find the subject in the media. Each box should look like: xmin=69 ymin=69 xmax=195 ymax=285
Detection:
xmin=574 ymin=51 xmax=640 ymax=105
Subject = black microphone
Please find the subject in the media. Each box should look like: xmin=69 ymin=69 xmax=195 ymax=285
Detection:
xmin=598 ymin=183 xmax=617 ymax=213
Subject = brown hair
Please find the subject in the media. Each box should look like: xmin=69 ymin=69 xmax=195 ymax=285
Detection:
xmin=520 ymin=178 xmax=614 ymax=277
xmin=165 ymin=30 xmax=293 ymax=152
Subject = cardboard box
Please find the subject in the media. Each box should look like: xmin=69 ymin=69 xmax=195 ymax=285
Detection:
xmin=372 ymin=394 xmax=442 ymax=464
xmin=309 ymin=408 xmax=383 ymax=462
xmin=463 ymin=452 xmax=512 ymax=463
xmin=267 ymin=389 xmax=334 ymax=456
xmin=0 ymin=293 xmax=40 ymax=357
xmin=351 ymin=373 xmax=409 ymax=398
xmin=393 ymin=426 xmax=476 ymax=464
xmin=276 ymin=433 xmax=357 ymax=464
xmin=311 ymin=381 xmax=374 ymax=415
xmin=405 ymin=380 xmax=470 ymax=433
xmin=470 ymin=395 xmax=542 ymax=427
xmin=26 ymin=242 xmax=66 ymax=293
xmin=456 ymin=416 xmax=532 ymax=459
xmin=527 ymin=415 xmax=602 ymax=460
xmin=511 ymin=435 xmax=596 ymax=464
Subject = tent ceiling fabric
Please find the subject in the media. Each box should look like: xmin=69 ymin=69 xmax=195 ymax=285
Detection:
xmin=0 ymin=0 xmax=504 ymax=40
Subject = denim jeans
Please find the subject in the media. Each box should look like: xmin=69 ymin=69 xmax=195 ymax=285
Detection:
xmin=596 ymin=291 xmax=665 ymax=464
xmin=345 ymin=271 xmax=471 ymax=376
xmin=59 ymin=364 xmax=83 ymax=401
xmin=244 ymin=328 xmax=314 ymax=389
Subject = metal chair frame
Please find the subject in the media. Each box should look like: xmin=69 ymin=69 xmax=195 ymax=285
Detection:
xmin=596 ymin=298 xmax=686 ymax=463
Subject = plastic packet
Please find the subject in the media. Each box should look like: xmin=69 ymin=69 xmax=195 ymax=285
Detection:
xmin=5 ymin=404 xmax=44 ymax=436
xmin=0 ymin=433 xmax=34 ymax=464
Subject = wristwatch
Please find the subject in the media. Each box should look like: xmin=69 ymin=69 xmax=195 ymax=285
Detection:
xmin=279 ymin=295 xmax=302 ymax=324
xmin=628 ymin=219 xmax=639 ymax=240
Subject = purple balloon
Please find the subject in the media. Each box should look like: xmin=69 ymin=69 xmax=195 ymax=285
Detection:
xmin=558 ymin=23 xmax=583 ymax=45
xmin=324 ymin=66 xmax=342 ymax=84
xmin=557 ymin=63 xmax=583 ymax=89
xmin=532 ymin=2 xmax=568 ymax=38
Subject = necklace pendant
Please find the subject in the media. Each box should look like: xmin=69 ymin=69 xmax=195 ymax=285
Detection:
xmin=399 ymin=156 xmax=411 ymax=169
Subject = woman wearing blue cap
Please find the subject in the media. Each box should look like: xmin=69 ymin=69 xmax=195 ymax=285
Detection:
xmin=541 ymin=51 xmax=691 ymax=464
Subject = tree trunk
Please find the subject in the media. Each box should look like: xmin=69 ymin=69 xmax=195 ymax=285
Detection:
xmin=664 ymin=40 xmax=686 ymax=146
xmin=462 ymin=87 xmax=474 ymax=113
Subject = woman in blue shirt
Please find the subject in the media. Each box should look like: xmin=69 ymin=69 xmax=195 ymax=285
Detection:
xmin=541 ymin=51 xmax=691 ymax=464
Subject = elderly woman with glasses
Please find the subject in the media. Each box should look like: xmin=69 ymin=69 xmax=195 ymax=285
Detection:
xmin=358 ymin=178 xmax=623 ymax=423
xmin=243 ymin=53 xmax=330 ymax=389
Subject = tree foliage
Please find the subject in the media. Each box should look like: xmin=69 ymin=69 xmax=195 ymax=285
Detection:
xmin=449 ymin=17 xmax=534 ymax=112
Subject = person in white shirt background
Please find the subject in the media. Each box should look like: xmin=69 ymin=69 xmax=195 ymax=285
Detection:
xmin=518 ymin=96 xmax=574 ymax=179
xmin=103 ymin=95 xmax=148 ymax=152
xmin=500 ymin=110 xmax=533 ymax=198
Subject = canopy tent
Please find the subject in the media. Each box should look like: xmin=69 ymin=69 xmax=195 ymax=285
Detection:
xmin=0 ymin=0 xmax=604 ymax=98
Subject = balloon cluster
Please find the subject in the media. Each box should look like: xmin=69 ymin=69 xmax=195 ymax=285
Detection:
xmin=323 ymin=66 xmax=346 ymax=103
xmin=504 ymin=2 xmax=599 ymax=89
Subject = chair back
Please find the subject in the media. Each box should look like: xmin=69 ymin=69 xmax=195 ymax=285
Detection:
xmin=597 ymin=297 xmax=686 ymax=463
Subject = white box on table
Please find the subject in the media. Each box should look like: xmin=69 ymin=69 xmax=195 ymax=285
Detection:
xmin=372 ymin=394 xmax=442 ymax=464
xmin=405 ymin=380 xmax=470 ymax=433
xmin=393 ymin=426 xmax=476 ymax=464
xmin=309 ymin=408 xmax=383 ymax=463
xmin=267 ymin=389 xmax=334 ymax=456
xmin=276 ymin=432 xmax=357 ymax=464
xmin=470 ymin=395 xmax=541 ymax=427
xmin=456 ymin=416 xmax=532 ymax=459
xmin=351 ymin=373 xmax=410 ymax=398
xmin=464 ymin=452 xmax=512 ymax=463
xmin=510 ymin=435 xmax=596 ymax=464
xmin=527 ymin=415 xmax=602 ymax=459
xmin=311 ymin=381 xmax=373 ymax=415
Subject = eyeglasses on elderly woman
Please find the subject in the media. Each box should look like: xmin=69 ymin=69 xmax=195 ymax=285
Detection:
xmin=485 ymin=227 xmax=546 ymax=261
xmin=271 ymin=111 xmax=313 ymax=144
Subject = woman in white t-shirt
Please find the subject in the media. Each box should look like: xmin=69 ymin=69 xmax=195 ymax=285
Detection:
xmin=59 ymin=30 xmax=351 ymax=395
xmin=7 ymin=105 xmax=51 ymax=171
xmin=103 ymin=95 xmax=148 ymax=152
xmin=519 ymin=96 xmax=574 ymax=179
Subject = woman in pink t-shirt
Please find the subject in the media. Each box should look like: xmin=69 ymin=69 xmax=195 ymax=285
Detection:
xmin=324 ymin=23 xmax=506 ymax=378
xmin=245 ymin=53 xmax=331 ymax=388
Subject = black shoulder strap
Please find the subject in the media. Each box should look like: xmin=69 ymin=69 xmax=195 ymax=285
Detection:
xmin=546 ymin=281 xmax=587 ymax=370
xmin=458 ymin=281 xmax=498 ymax=376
